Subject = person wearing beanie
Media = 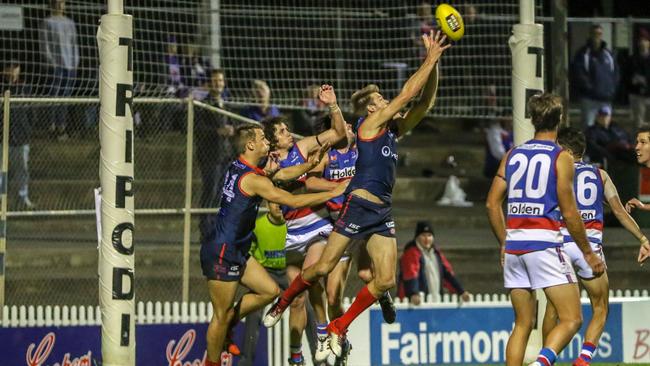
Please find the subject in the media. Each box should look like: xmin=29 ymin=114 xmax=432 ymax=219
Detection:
xmin=628 ymin=27 xmax=650 ymax=126
xmin=585 ymin=105 xmax=635 ymax=166
xmin=397 ymin=221 xmax=470 ymax=304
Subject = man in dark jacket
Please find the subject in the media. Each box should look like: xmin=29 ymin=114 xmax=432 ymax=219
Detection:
xmin=573 ymin=24 xmax=619 ymax=129
xmin=628 ymin=28 xmax=650 ymax=127
xmin=585 ymin=105 xmax=635 ymax=166
xmin=398 ymin=221 xmax=470 ymax=304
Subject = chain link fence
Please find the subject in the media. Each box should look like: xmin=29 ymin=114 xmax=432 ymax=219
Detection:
xmin=2 ymin=96 xmax=259 ymax=306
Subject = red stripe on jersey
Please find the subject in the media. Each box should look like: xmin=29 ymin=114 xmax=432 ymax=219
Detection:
xmin=506 ymin=217 xmax=561 ymax=230
xmin=584 ymin=220 xmax=603 ymax=230
xmin=284 ymin=204 xmax=326 ymax=221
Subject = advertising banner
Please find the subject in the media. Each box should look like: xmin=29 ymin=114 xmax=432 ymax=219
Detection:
xmin=369 ymin=303 xmax=622 ymax=365
xmin=0 ymin=322 xmax=267 ymax=366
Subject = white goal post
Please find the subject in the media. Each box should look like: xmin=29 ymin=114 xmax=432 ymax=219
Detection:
xmin=98 ymin=0 xmax=136 ymax=364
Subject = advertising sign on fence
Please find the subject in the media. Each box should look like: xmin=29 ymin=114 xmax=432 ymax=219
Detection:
xmin=0 ymin=323 xmax=267 ymax=366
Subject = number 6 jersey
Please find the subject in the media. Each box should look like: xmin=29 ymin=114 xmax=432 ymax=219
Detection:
xmin=505 ymin=140 xmax=564 ymax=254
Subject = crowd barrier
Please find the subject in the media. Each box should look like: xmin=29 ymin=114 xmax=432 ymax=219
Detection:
xmin=2 ymin=291 xmax=650 ymax=365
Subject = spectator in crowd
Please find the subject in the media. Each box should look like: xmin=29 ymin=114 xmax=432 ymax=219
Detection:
xmin=628 ymin=28 xmax=650 ymax=127
xmin=1 ymin=60 xmax=34 ymax=209
xmin=411 ymin=1 xmax=436 ymax=60
xmin=572 ymin=24 xmax=620 ymax=129
xmin=165 ymin=35 xmax=186 ymax=98
xmin=240 ymin=201 xmax=289 ymax=366
xmin=242 ymin=80 xmax=281 ymax=122
xmin=398 ymin=221 xmax=470 ymax=304
xmin=195 ymin=68 xmax=235 ymax=213
xmin=39 ymin=0 xmax=79 ymax=141
xmin=183 ymin=43 xmax=212 ymax=90
xmin=585 ymin=105 xmax=635 ymax=166
xmin=293 ymin=84 xmax=326 ymax=136
xmin=483 ymin=117 xmax=513 ymax=178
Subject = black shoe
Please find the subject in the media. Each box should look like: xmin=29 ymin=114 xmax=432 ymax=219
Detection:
xmin=378 ymin=292 xmax=396 ymax=324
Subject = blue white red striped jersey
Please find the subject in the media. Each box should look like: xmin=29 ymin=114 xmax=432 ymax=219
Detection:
xmin=560 ymin=162 xmax=604 ymax=245
xmin=278 ymin=144 xmax=331 ymax=239
xmin=323 ymin=147 xmax=357 ymax=213
xmin=211 ymin=158 xmax=265 ymax=251
xmin=505 ymin=140 xmax=564 ymax=254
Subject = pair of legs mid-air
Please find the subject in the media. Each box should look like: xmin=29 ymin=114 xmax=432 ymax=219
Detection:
xmin=205 ymin=257 xmax=280 ymax=364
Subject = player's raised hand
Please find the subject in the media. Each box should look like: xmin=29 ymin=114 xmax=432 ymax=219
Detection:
xmin=423 ymin=30 xmax=451 ymax=62
xmin=625 ymin=198 xmax=645 ymax=213
xmin=319 ymin=84 xmax=337 ymax=106
xmin=638 ymin=237 xmax=650 ymax=266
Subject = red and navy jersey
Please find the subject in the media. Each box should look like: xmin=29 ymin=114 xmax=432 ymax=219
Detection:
xmin=212 ymin=157 xmax=265 ymax=251
xmin=346 ymin=117 xmax=398 ymax=204
xmin=324 ymin=147 xmax=357 ymax=213
xmin=505 ymin=140 xmax=564 ymax=254
xmin=561 ymin=162 xmax=604 ymax=245
xmin=278 ymin=144 xmax=331 ymax=241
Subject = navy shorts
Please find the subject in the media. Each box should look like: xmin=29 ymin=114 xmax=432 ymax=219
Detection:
xmin=200 ymin=241 xmax=250 ymax=281
xmin=333 ymin=194 xmax=395 ymax=240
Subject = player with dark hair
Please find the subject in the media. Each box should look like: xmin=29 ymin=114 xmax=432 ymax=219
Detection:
xmin=264 ymin=30 xmax=450 ymax=357
xmin=486 ymin=93 xmax=604 ymax=366
xmin=623 ymin=126 xmax=650 ymax=264
xmin=542 ymin=127 xmax=648 ymax=366
xmin=261 ymin=85 xmax=349 ymax=364
xmin=201 ymin=124 xmax=347 ymax=366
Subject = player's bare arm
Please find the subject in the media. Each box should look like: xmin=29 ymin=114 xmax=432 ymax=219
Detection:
xmin=304 ymin=154 xmax=341 ymax=192
xmin=395 ymin=59 xmax=440 ymax=136
xmin=486 ymin=153 xmax=508 ymax=266
xmin=556 ymin=151 xmax=604 ymax=275
xmin=296 ymin=85 xmax=346 ymax=154
xmin=268 ymin=143 xmax=330 ymax=183
xmin=241 ymin=173 xmax=346 ymax=209
xmin=360 ymin=31 xmax=449 ymax=139
xmin=601 ymin=169 xmax=647 ymax=242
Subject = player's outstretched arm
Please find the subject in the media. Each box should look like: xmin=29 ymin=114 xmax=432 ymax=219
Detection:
xmin=557 ymin=152 xmax=604 ymax=275
xmin=242 ymin=173 xmax=347 ymax=209
xmin=361 ymin=31 xmax=449 ymax=137
xmin=485 ymin=153 xmax=508 ymax=266
xmin=304 ymin=154 xmax=340 ymax=192
xmin=395 ymin=58 xmax=440 ymax=136
xmin=601 ymin=169 xmax=647 ymax=242
xmin=296 ymin=85 xmax=346 ymax=154
xmin=269 ymin=143 xmax=330 ymax=183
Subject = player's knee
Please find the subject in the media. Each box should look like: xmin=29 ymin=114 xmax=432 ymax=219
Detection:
xmin=327 ymin=290 xmax=340 ymax=307
xmin=561 ymin=313 xmax=583 ymax=332
xmin=514 ymin=316 xmax=535 ymax=333
xmin=357 ymin=269 xmax=373 ymax=283
xmin=312 ymin=262 xmax=333 ymax=278
xmin=264 ymin=284 xmax=281 ymax=304
xmin=213 ymin=306 xmax=230 ymax=323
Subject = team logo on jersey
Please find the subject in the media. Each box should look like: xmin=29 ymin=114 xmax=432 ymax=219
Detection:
xmin=508 ymin=202 xmax=544 ymax=216
xmin=330 ymin=167 xmax=356 ymax=180
xmin=580 ymin=210 xmax=596 ymax=220
xmin=381 ymin=146 xmax=398 ymax=160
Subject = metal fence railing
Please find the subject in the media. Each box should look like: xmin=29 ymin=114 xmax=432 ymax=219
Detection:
xmin=1 ymin=95 xmax=264 ymax=306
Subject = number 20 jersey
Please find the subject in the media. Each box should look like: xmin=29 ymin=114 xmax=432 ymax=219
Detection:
xmin=505 ymin=140 xmax=563 ymax=254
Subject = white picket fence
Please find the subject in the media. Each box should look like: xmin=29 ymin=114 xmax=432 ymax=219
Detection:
xmin=2 ymin=289 xmax=648 ymax=328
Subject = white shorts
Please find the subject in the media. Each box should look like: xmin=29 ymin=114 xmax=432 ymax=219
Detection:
xmin=504 ymin=247 xmax=577 ymax=290
xmin=563 ymin=242 xmax=606 ymax=279
xmin=285 ymin=223 xmax=332 ymax=260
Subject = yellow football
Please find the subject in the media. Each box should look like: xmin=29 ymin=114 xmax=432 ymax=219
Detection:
xmin=435 ymin=3 xmax=465 ymax=42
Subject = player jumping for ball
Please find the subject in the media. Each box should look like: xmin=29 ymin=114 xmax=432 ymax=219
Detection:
xmin=263 ymin=30 xmax=450 ymax=357
xmin=201 ymin=124 xmax=347 ymax=366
